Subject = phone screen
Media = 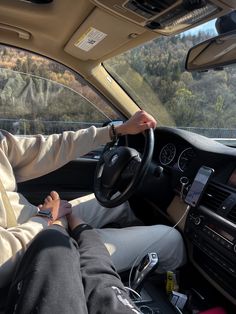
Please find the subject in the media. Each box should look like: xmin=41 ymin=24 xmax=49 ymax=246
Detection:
xmin=185 ymin=166 xmax=214 ymax=207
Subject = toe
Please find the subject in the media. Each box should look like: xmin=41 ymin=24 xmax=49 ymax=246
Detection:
xmin=50 ymin=191 xmax=60 ymax=200
xmin=45 ymin=195 xmax=52 ymax=203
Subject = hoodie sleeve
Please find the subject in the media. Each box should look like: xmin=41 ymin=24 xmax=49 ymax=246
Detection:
xmin=0 ymin=216 xmax=49 ymax=288
xmin=0 ymin=126 xmax=111 ymax=182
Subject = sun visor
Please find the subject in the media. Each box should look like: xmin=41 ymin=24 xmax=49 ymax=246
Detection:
xmin=64 ymin=8 xmax=146 ymax=61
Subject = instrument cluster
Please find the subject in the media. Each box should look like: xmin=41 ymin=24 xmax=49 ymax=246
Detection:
xmin=159 ymin=142 xmax=196 ymax=172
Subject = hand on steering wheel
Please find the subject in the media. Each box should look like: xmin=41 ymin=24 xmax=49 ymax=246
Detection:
xmin=94 ymin=128 xmax=154 ymax=207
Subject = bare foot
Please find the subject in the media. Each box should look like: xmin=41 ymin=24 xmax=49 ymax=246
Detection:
xmin=38 ymin=191 xmax=72 ymax=221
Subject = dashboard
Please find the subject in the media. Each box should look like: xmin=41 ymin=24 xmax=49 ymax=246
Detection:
xmin=130 ymin=126 xmax=236 ymax=306
xmin=159 ymin=142 xmax=196 ymax=172
xmin=151 ymin=127 xmax=236 ymax=188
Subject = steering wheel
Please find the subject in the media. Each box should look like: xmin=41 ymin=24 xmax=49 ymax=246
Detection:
xmin=94 ymin=128 xmax=154 ymax=208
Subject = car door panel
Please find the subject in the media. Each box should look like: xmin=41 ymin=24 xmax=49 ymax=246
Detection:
xmin=18 ymin=158 xmax=98 ymax=205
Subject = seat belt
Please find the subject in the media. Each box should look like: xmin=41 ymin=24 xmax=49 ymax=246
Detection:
xmin=0 ymin=178 xmax=17 ymax=228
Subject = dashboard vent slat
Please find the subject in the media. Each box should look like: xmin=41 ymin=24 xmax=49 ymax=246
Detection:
xmin=227 ymin=207 xmax=236 ymax=224
xmin=200 ymin=184 xmax=230 ymax=212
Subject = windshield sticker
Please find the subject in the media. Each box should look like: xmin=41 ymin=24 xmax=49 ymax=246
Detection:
xmin=74 ymin=27 xmax=107 ymax=52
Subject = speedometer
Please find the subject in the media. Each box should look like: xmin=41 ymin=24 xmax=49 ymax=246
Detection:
xmin=178 ymin=147 xmax=196 ymax=172
xmin=159 ymin=143 xmax=176 ymax=165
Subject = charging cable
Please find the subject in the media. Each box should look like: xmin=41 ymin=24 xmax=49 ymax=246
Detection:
xmin=124 ymin=286 xmax=142 ymax=301
xmin=128 ymin=204 xmax=191 ymax=289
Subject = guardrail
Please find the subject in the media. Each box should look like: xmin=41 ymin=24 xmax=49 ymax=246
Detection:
xmin=0 ymin=118 xmax=103 ymax=135
xmin=180 ymin=127 xmax=236 ymax=138
xmin=0 ymin=119 xmax=236 ymax=140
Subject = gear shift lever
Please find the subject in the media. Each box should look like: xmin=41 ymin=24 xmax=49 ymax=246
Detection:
xmin=132 ymin=252 xmax=159 ymax=293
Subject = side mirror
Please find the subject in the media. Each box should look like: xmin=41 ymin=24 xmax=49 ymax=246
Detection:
xmin=102 ymin=120 xmax=124 ymax=127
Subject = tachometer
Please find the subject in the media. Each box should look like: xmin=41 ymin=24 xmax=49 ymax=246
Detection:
xmin=159 ymin=143 xmax=176 ymax=165
xmin=178 ymin=147 xmax=196 ymax=172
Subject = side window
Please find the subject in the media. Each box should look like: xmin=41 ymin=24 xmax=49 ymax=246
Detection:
xmin=0 ymin=45 xmax=120 ymax=135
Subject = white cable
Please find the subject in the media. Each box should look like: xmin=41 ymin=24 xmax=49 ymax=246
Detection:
xmin=175 ymin=305 xmax=184 ymax=314
xmin=124 ymin=286 xmax=142 ymax=301
xmin=128 ymin=204 xmax=190 ymax=289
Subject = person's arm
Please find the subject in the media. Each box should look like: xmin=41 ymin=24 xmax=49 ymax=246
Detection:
xmin=1 ymin=110 xmax=156 ymax=183
xmin=114 ymin=110 xmax=156 ymax=136
xmin=0 ymin=216 xmax=50 ymax=288
xmin=68 ymin=216 xmax=141 ymax=314
xmin=0 ymin=126 xmax=111 ymax=183
xmin=0 ymin=193 xmax=71 ymax=288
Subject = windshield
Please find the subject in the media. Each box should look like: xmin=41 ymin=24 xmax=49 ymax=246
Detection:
xmin=104 ymin=20 xmax=236 ymax=142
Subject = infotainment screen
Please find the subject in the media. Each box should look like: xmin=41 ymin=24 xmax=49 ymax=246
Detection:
xmin=227 ymin=168 xmax=236 ymax=188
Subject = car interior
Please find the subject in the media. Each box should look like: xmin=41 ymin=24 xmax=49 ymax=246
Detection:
xmin=0 ymin=0 xmax=236 ymax=313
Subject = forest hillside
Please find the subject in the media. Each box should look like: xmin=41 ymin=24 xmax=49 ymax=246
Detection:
xmin=0 ymin=30 xmax=236 ymax=136
xmin=105 ymin=32 xmax=236 ymax=137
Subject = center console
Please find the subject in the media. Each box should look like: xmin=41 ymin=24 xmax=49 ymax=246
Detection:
xmin=132 ymin=282 xmax=179 ymax=314
xmin=185 ymin=202 xmax=236 ymax=304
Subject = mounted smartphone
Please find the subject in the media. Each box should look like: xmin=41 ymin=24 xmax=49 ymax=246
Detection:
xmin=185 ymin=166 xmax=214 ymax=208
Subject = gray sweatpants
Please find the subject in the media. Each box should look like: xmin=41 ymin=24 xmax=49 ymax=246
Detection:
xmin=70 ymin=193 xmax=186 ymax=273
xmin=5 ymin=225 xmax=141 ymax=314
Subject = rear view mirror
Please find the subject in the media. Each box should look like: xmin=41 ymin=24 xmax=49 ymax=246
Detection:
xmin=185 ymin=30 xmax=236 ymax=72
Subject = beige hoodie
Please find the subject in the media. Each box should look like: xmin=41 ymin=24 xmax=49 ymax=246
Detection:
xmin=0 ymin=126 xmax=111 ymax=288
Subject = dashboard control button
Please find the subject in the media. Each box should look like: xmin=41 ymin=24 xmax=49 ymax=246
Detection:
xmin=194 ymin=217 xmax=201 ymax=225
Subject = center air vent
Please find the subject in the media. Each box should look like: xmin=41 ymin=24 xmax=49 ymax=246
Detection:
xmin=200 ymin=184 xmax=230 ymax=212
xmin=227 ymin=206 xmax=236 ymax=224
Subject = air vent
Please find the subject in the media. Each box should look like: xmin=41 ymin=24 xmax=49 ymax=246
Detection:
xmin=227 ymin=206 xmax=236 ymax=224
xmin=200 ymin=184 xmax=230 ymax=212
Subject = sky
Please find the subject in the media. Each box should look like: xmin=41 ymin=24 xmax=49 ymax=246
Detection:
xmin=184 ymin=19 xmax=217 ymax=36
